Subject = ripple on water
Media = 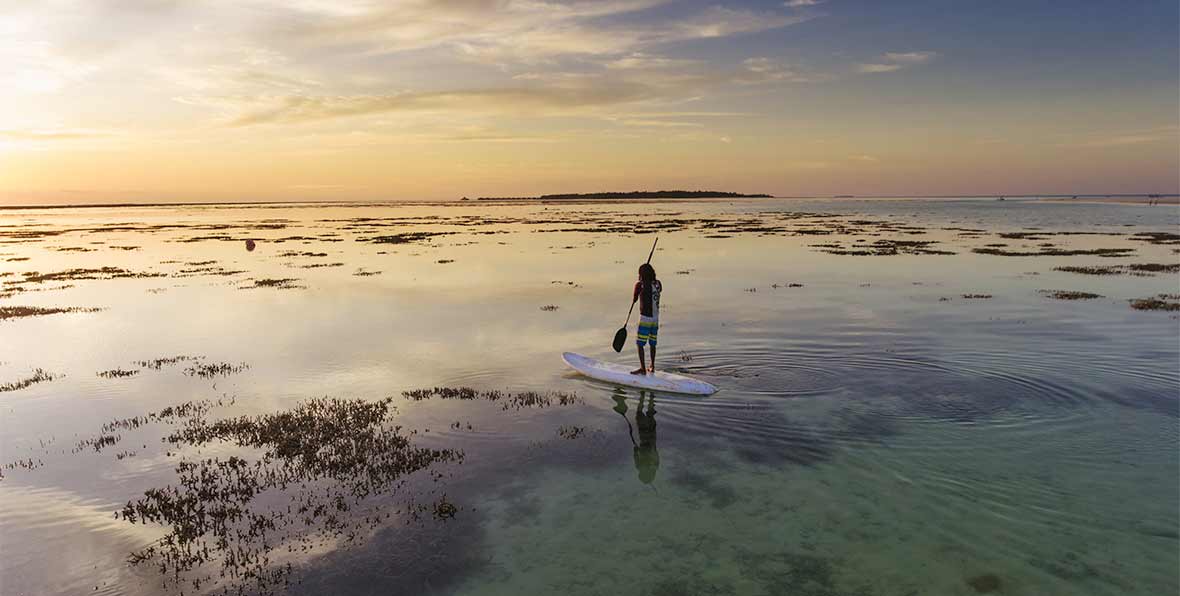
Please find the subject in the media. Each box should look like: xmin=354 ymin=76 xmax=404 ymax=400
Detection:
xmin=668 ymin=345 xmax=849 ymax=397
xmin=627 ymin=334 xmax=1177 ymax=496
xmin=0 ymin=484 xmax=162 ymax=596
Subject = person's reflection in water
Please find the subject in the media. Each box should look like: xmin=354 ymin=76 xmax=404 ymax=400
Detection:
xmin=612 ymin=390 xmax=659 ymax=485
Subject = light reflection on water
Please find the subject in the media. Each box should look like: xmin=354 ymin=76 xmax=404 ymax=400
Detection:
xmin=0 ymin=198 xmax=1177 ymax=596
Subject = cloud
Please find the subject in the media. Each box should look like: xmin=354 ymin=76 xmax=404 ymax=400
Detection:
xmin=2 ymin=0 xmax=826 ymax=151
xmin=280 ymin=1 xmax=809 ymax=64
xmin=0 ymin=128 xmax=109 ymax=140
xmin=223 ymin=81 xmax=659 ymax=126
xmin=433 ymin=132 xmax=558 ymax=142
xmin=605 ymin=53 xmax=699 ymax=70
xmin=221 ymin=72 xmax=763 ymax=127
xmin=617 ymin=111 xmax=750 ymax=118
xmin=597 ymin=109 xmax=748 ymax=132
xmin=784 ymin=0 xmax=823 ymax=6
xmin=737 ymin=57 xmax=814 ymax=83
xmin=787 ymin=160 xmax=833 ymax=169
xmin=1059 ymin=126 xmax=1179 ymax=148
xmin=857 ymin=63 xmax=902 ymax=73
xmin=618 ymin=119 xmax=704 ymax=128
xmin=883 ymin=51 xmax=936 ymax=64
xmin=858 ymin=51 xmax=938 ymax=74
xmin=7 ymin=0 xmax=815 ymax=96
xmin=287 ymin=184 xmax=352 ymax=190
xmin=208 ymin=51 xmax=810 ymax=127
xmin=658 ymin=6 xmax=809 ymax=41
xmin=1073 ymin=135 xmax=1161 ymax=147
xmin=849 ymin=154 xmax=879 ymax=162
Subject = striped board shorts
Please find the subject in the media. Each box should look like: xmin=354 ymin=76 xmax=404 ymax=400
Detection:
xmin=636 ymin=315 xmax=659 ymax=346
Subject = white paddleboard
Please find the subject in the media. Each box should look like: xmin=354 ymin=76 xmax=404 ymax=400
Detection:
xmin=562 ymin=352 xmax=718 ymax=396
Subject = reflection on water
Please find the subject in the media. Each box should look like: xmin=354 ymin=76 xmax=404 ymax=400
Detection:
xmin=0 ymin=198 xmax=1177 ymax=596
xmin=613 ymin=390 xmax=659 ymax=485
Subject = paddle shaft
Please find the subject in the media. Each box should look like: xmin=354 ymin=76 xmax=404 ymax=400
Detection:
xmin=623 ymin=299 xmax=637 ymax=328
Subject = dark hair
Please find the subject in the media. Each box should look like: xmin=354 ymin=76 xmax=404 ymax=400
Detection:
xmin=638 ymin=263 xmax=656 ymax=282
xmin=638 ymin=263 xmax=656 ymax=297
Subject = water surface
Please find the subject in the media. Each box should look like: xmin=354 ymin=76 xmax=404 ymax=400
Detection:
xmin=1 ymin=198 xmax=1177 ymax=596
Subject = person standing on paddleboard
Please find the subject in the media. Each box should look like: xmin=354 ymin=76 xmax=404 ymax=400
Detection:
xmin=632 ymin=263 xmax=662 ymax=375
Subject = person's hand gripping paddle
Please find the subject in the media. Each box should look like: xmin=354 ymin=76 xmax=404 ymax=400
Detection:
xmin=613 ymin=237 xmax=658 ymax=352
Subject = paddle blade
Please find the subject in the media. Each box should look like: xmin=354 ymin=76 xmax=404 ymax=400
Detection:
xmin=612 ymin=327 xmax=628 ymax=352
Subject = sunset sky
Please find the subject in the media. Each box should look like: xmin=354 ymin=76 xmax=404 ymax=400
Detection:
xmin=1 ymin=0 xmax=1177 ymax=205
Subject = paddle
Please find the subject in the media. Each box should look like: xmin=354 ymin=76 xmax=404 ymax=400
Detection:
xmin=612 ymin=237 xmax=659 ymax=352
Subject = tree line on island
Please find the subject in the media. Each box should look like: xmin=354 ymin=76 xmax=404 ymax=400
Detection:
xmin=469 ymin=190 xmax=774 ymax=201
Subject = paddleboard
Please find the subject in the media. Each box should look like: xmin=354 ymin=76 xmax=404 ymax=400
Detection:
xmin=562 ymin=352 xmax=718 ymax=395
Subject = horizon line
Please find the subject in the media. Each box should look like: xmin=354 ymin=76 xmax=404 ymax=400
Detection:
xmin=1 ymin=193 xmax=1177 ymax=210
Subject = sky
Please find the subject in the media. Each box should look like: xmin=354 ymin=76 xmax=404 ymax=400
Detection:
xmin=1 ymin=0 xmax=1177 ymax=204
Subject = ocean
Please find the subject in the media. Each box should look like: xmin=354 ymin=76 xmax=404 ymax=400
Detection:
xmin=1 ymin=197 xmax=1177 ymax=596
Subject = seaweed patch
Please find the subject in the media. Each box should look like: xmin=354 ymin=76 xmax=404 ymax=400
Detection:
xmin=1130 ymin=232 xmax=1180 ymax=246
xmin=112 ymin=397 xmax=463 ymax=595
xmin=184 ymin=361 xmax=249 ymax=379
xmin=1039 ymin=290 xmax=1104 ymax=300
xmin=0 ymin=368 xmax=58 ymax=392
xmin=402 ymin=387 xmax=582 ymax=410
xmin=19 ymin=267 xmax=167 ymax=284
xmin=364 ymin=231 xmax=454 ymax=245
xmin=240 ymin=278 xmax=304 ymax=290
xmin=1055 ymin=263 xmax=1178 ymax=276
xmin=670 ymin=470 xmax=737 ymax=509
xmin=974 ymin=247 xmax=1134 ymax=257
xmin=814 ymin=239 xmax=954 ymax=256
xmin=278 ymin=251 xmax=328 ymax=258
xmin=0 ymin=305 xmax=103 ymax=321
xmin=556 ymin=425 xmax=585 ymax=439
xmin=134 ymin=355 xmax=202 ymax=370
xmin=966 ymin=574 xmax=1002 ymax=593
xmin=291 ymin=262 xmax=344 ymax=269
xmin=1129 ymin=294 xmax=1180 ymax=311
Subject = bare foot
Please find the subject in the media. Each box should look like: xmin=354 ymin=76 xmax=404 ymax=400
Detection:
xmin=631 ymin=367 xmax=647 ymax=375
xmin=649 ymin=366 xmax=655 ymax=373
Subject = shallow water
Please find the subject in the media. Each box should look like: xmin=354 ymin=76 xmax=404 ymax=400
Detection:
xmin=1 ymin=198 xmax=1177 ymax=596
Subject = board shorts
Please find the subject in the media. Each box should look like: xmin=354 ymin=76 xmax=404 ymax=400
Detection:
xmin=636 ymin=315 xmax=659 ymax=347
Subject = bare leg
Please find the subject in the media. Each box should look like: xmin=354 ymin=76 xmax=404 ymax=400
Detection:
xmin=632 ymin=344 xmax=647 ymax=374
xmin=648 ymin=345 xmax=657 ymax=372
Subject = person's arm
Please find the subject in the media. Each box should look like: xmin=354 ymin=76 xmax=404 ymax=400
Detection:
xmin=633 ymin=281 xmax=641 ymax=303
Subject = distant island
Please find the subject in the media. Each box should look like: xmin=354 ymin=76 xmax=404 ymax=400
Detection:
xmin=472 ymin=190 xmax=773 ymax=201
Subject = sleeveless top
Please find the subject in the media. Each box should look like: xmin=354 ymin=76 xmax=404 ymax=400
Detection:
xmin=633 ymin=279 xmax=662 ymax=318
